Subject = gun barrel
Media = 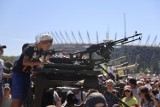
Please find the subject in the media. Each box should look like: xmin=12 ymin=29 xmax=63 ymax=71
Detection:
xmin=126 ymin=33 xmax=142 ymax=39
xmin=66 ymin=32 xmax=142 ymax=63
xmin=112 ymin=33 xmax=142 ymax=45
xmin=122 ymin=37 xmax=141 ymax=45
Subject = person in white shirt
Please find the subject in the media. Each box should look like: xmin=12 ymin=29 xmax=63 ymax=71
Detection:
xmin=145 ymin=79 xmax=152 ymax=91
xmin=107 ymin=64 xmax=116 ymax=81
xmin=0 ymin=44 xmax=11 ymax=106
xmin=107 ymin=64 xmax=114 ymax=74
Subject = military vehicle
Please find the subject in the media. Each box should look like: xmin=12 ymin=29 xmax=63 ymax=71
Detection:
xmin=31 ymin=32 xmax=142 ymax=107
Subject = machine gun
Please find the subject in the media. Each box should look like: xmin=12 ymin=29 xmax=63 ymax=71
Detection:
xmin=67 ymin=31 xmax=142 ymax=66
xmin=47 ymin=31 xmax=142 ymax=70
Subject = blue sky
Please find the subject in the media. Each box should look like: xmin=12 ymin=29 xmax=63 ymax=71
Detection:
xmin=0 ymin=0 xmax=160 ymax=56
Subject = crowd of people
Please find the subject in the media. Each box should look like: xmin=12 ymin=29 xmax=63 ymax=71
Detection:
xmin=0 ymin=34 xmax=160 ymax=107
xmin=53 ymin=76 xmax=160 ymax=107
xmin=42 ymin=76 xmax=160 ymax=107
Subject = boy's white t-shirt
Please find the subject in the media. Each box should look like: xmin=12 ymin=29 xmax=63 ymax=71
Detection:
xmin=0 ymin=58 xmax=4 ymax=82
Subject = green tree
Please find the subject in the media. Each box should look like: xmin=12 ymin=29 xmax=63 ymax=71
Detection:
xmin=1 ymin=56 xmax=17 ymax=63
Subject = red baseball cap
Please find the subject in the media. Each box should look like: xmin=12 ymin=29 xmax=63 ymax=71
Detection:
xmin=124 ymin=85 xmax=131 ymax=91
